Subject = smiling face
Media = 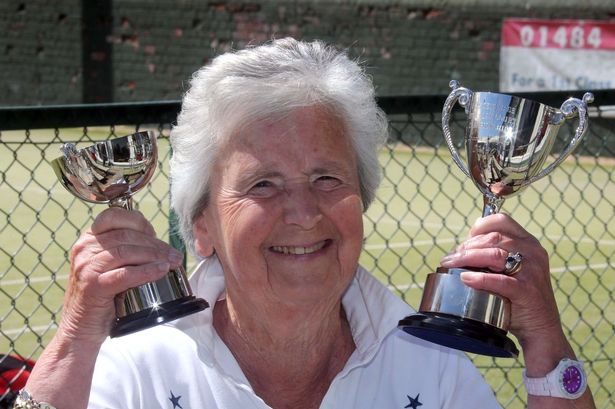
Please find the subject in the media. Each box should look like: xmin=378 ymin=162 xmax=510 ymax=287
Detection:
xmin=194 ymin=106 xmax=364 ymax=308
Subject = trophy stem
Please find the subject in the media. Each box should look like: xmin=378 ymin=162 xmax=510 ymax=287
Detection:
xmin=482 ymin=195 xmax=504 ymax=217
xmin=110 ymin=197 xmax=133 ymax=210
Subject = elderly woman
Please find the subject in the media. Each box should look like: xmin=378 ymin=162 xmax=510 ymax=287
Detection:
xmin=19 ymin=38 xmax=595 ymax=409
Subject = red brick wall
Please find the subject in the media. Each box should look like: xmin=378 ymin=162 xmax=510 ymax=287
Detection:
xmin=1 ymin=0 xmax=614 ymax=105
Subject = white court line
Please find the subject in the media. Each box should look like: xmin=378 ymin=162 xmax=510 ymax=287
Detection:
xmin=1 ymin=274 xmax=69 ymax=286
xmin=364 ymin=238 xmax=457 ymax=250
xmin=364 ymin=235 xmax=615 ymax=250
xmin=0 ymin=184 xmax=165 ymax=205
xmin=2 ymin=323 xmax=58 ymax=337
xmin=387 ymin=261 xmax=615 ymax=293
xmin=367 ymin=218 xmax=464 ymax=230
xmin=4 ymin=260 xmax=609 ymax=287
xmin=544 ymin=235 xmax=615 ymax=246
xmin=367 ymin=217 xmax=615 ymax=246
xmin=2 ymin=234 xmax=614 ymax=287
xmin=550 ymin=262 xmax=615 ymax=274
xmin=3 ymin=261 xmax=614 ymax=336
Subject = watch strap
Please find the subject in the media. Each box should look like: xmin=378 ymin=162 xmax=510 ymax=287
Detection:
xmin=523 ymin=370 xmax=553 ymax=396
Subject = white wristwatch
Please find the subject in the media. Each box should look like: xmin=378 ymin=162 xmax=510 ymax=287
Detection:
xmin=523 ymin=358 xmax=587 ymax=399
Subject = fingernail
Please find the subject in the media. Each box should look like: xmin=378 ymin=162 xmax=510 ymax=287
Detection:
xmin=460 ymin=271 xmax=480 ymax=283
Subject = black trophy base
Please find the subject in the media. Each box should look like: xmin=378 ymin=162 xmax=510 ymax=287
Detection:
xmin=399 ymin=312 xmax=519 ymax=358
xmin=110 ymin=296 xmax=209 ymax=338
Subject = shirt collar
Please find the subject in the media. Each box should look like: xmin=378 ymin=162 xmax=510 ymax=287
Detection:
xmin=342 ymin=265 xmax=413 ymax=357
xmin=174 ymin=257 xmax=413 ymax=373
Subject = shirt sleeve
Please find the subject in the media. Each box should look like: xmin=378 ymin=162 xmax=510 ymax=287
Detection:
xmin=88 ymin=339 xmax=142 ymax=409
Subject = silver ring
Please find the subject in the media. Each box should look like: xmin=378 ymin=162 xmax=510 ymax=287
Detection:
xmin=503 ymin=251 xmax=523 ymax=275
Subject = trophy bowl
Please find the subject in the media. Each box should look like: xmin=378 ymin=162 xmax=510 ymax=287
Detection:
xmin=52 ymin=131 xmax=208 ymax=337
xmin=399 ymin=81 xmax=593 ymax=357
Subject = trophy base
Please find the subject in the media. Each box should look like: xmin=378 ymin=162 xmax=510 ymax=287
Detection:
xmin=110 ymin=296 xmax=209 ymax=338
xmin=399 ymin=312 xmax=519 ymax=358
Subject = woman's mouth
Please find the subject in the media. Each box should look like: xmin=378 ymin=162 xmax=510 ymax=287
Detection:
xmin=270 ymin=240 xmax=329 ymax=255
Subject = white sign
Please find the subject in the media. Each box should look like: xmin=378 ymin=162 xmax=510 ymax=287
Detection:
xmin=500 ymin=19 xmax=615 ymax=92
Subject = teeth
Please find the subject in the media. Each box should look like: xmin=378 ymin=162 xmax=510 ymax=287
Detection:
xmin=272 ymin=241 xmax=326 ymax=255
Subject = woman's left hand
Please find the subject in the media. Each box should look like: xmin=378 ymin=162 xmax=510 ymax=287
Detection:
xmin=439 ymin=213 xmax=564 ymax=350
xmin=440 ymin=213 xmax=596 ymax=408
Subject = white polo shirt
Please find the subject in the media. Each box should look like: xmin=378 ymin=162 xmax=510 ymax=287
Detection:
xmin=89 ymin=258 xmax=501 ymax=409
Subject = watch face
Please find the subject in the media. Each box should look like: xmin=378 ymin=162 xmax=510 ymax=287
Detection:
xmin=562 ymin=365 xmax=584 ymax=394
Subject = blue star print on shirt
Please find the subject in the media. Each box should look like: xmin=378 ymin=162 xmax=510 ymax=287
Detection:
xmin=169 ymin=390 xmax=183 ymax=409
xmin=404 ymin=393 xmax=423 ymax=409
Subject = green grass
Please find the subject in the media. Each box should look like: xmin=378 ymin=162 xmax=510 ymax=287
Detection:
xmin=1 ymin=131 xmax=613 ymax=408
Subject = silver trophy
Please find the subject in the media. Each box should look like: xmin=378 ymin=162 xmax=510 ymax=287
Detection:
xmin=399 ymin=81 xmax=593 ymax=357
xmin=52 ymin=131 xmax=208 ymax=337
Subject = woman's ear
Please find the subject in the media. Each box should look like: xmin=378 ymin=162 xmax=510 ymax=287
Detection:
xmin=193 ymin=214 xmax=215 ymax=258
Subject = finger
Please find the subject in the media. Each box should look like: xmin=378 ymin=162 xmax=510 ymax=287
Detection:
xmin=79 ymin=243 xmax=184 ymax=274
xmin=87 ymin=228 xmax=179 ymax=258
xmin=469 ymin=213 xmax=531 ymax=239
xmin=459 ymin=270 xmax=518 ymax=299
xmin=441 ymin=247 xmax=509 ymax=272
xmin=456 ymin=231 xmax=512 ymax=252
xmin=97 ymin=261 xmax=173 ymax=293
xmin=90 ymin=207 xmax=156 ymax=237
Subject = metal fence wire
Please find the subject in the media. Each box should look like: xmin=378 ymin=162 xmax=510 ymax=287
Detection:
xmin=0 ymin=93 xmax=614 ymax=408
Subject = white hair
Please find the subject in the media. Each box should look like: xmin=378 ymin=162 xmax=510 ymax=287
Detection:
xmin=170 ymin=38 xmax=389 ymax=256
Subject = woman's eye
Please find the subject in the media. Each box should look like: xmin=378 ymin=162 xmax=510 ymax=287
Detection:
xmin=314 ymin=175 xmax=342 ymax=189
xmin=254 ymin=181 xmax=272 ymax=188
xmin=248 ymin=180 xmax=277 ymax=196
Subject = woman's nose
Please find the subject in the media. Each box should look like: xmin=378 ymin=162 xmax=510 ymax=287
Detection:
xmin=282 ymin=185 xmax=323 ymax=229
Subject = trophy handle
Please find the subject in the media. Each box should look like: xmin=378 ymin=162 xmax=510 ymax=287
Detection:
xmin=442 ymin=80 xmax=473 ymax=179
xmin=526 ymin=92 xmax=594 ymax=184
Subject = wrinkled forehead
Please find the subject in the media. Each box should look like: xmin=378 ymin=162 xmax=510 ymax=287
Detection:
xmin=220 ymin=105 xmax=351 ymax=156
xmin=211 ymin=106 xmax=357 ymax=180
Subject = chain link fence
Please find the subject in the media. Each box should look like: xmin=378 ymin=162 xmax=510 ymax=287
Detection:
xmin=1 ymin=94 xmax=614 ymax=408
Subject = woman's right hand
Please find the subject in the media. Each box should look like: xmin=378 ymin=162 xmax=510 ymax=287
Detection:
xmin=58 ymin=207 xmax=185 ymax=344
